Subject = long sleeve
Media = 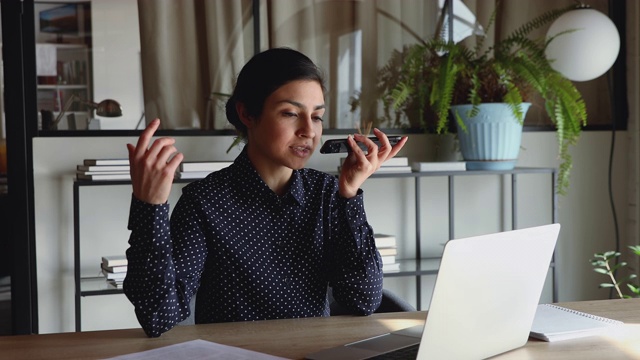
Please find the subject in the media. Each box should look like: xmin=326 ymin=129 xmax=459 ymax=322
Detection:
xmin=326 ymin=189 xmax=383 ymax=315
xmin=123 ymin=194 xmax=205 ymax=337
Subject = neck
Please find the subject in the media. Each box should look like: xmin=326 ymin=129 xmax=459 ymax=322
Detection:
xmin=245 ymin=146 xmax=293 ymax=196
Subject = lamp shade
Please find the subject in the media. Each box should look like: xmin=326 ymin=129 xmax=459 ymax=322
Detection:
xmin=545 ymin=8 xmax=620 ymax=82
xmin=94 ymin=99 xmax=123 ymax=117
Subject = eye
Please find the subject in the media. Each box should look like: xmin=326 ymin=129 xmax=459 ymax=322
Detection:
xmin=283 ymin=112 xmax=298 ymax=118
xmin=313 ymin=116 xmax=324 ymax=122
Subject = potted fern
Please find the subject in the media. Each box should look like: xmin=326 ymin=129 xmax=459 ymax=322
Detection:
xmin=381 ymin=5 xmax=586 ymax=194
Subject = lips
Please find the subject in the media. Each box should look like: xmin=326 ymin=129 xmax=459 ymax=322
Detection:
xmin=291 ymin=145 xmax=312 ymax=152
xmin=291 ymin=145 xmax=313 ymax=157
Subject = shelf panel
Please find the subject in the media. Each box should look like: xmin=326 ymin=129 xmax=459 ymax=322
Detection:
xmin=331 ymin=166 xmax=556 ymax=179
xmin=383 ymin=258 xmax=442 ymax=277
xmin=37 ymin=85 xmax=88 ymax=90
xmin=79 ymin=277 xmax=123 ymax=296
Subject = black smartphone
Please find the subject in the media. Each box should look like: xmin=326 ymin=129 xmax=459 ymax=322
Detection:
xmin=320 ymin=136 xmax=403 ymax=154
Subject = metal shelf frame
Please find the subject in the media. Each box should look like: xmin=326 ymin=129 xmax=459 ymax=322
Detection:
xmin=72 ymin=167 xmax=557 ymax=330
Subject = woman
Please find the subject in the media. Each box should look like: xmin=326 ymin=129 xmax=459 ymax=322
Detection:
xmin=124 ymin=48 xmax=408 ymax=337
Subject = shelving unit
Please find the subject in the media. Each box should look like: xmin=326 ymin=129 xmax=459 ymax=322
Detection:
xmin=72 ymin=167 xmax=557 ymax=331
xmin=36 ymin=43 xmax=92 ymax=130
xmin=72 ymin=179 xmax=192 ymax=332
xmin=371 ymin=167 xmax=558 ymax=310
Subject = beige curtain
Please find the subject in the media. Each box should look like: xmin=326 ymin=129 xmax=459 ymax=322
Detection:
xmin=138 ymin=0 xmax=253 ymax=130
xmin=138 ymin=0 xmax=613 ymax=131
xmin=265 ymin=0 xmax=440 ymax=131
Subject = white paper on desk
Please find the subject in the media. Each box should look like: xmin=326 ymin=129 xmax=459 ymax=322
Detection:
xmin=104 ymin=339 xmax=290 ymax=360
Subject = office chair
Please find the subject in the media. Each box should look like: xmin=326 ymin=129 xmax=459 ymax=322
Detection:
xmin=179 ymin=288 xmax=416 ymax=325
xmin=329 ymin=288 xmax=416 ymax=315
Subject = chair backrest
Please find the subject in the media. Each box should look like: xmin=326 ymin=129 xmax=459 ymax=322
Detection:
xmin=177 ymin=295 xmax=197 ymax=325
xmin=180 ymin=288 xmax=415 ymax=324
xmin=329 ymin=288 xmax=415 ymax=315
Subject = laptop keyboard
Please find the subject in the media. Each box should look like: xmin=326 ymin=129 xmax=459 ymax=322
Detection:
xmin=366 ymin=344 xmax=420 ymax=359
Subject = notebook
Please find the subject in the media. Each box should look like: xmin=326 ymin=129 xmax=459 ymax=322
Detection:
xmin=306 ymin=224 xmax=560 ymax=360
xmin=530 ymin=303 xmax=623 ymax=342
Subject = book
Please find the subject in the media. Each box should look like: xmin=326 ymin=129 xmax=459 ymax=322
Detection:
xmin=102 ymin=268 xmax=126 ymax=280
xmin=107 ymin=280 xmax=124 ymax=289
xmin=381 ymin=255 xmax=396 ymax=265
xmin=339 ymin=165 xmax=411 ymax=174
xmin=529 ymin=304 xmax=623 ymax=342
xmin=378 ymin=248 xmax=397 ymax=256
xmin=102 ymin=255 xmax=128 ymax=268
xmin=175 ymin=171 xmax=211 ymax=180
xmin=341 ymin=157 xmax=409 ymax=167
xmin=179 ymin=161 xmax=233 ymax=172
xmin=375 ymin=166 xmax=412 ymax=173
xmin=381 ymin=157 xmax=409 ymax=167
xmin=77 ymin=173 xmax=131 ymax=181
xmin=411 ymin=161 xmax=467 ymax=172
xmin=101 ymin=264 xmax=128 ymax=273
xmin=83 ymin=159 xmax=130 ymax=166
xmin=77 ymin=170 xmax=130 ymax=176
xmin=374 ymin=234 xmax=397 ymax=248
xmin=383 ymin=262 xmax=401 ymax=272
xmin=77 ymin=165 xmax=130 ymax=172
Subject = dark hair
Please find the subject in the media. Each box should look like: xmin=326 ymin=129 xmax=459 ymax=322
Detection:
xmin=225 ymin=48 xmax=326 ymax=139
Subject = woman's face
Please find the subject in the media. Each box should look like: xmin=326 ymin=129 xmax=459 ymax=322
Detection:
xmin=246 ymin=80 xmax=325 ymax=171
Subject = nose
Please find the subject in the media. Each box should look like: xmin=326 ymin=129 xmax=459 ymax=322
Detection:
xmin=297 ymin=115 xmax=316 ymax=139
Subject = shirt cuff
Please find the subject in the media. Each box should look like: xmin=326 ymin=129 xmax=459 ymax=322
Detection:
xmin=343 ymin=188 xmax=368 ymax=228
xmin=127 ymin=194 xmax=170 ymax=232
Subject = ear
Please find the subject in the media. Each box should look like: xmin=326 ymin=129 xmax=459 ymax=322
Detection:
xmin=236 ymin=102 xmax=254 ymax=129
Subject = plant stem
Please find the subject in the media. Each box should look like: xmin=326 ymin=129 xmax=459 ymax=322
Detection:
xmin=605 ymin=260 xmax=624 ymax=299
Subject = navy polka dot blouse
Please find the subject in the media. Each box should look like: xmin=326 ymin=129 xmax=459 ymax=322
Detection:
xmin=124 ymin=148 xmax=383 ymax=337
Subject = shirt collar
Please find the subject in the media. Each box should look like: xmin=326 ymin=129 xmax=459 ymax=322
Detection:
xmin=233 ymin=147 xmax=304 ymax=206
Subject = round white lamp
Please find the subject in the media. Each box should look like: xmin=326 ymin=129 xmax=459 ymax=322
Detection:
xmin=545 ymin=6 xmax=620 ymax=82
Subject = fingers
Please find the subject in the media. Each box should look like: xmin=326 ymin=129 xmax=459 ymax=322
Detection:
xmin=370 ymin=128 xmax=408 ymax=162
xmin=132 ymin=119 xmax=161 ymax=159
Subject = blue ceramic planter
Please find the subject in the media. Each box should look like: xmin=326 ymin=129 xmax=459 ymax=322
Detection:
xmin=451 ymin=103 xmax=531 ymax=171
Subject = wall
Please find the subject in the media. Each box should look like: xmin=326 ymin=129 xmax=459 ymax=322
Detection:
xmin=32 ymin=130 xmax=629 ymax=333
xmin=90 ymin=0 xmax=142 ymax=130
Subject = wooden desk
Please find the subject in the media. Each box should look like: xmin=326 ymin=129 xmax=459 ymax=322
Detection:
xmin=0 ymin=299 xmax=639 ymax=359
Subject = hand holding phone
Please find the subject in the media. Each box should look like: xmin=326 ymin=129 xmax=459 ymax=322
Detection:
xmin=320 ymin=136 xmax=403 ymax=154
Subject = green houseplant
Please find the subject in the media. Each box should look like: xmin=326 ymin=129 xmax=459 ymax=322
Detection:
xmin=379 ymin=5 xmax=586 ymax=194
xmin=590 ymin=246 xmax=640 ymax=299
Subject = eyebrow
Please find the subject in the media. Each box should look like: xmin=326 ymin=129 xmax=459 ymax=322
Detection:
xmin=280 ymin=100 xmax=326 ymax=111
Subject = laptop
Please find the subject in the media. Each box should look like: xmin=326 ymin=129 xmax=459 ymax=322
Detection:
xmin=306 ymin=224 xmax=560 ymax=360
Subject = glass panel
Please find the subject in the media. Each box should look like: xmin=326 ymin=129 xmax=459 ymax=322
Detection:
xmin=34 ymin=0 xmax=142 ymax=131
xmin=30 ymin=1 xmax=619 ymax=134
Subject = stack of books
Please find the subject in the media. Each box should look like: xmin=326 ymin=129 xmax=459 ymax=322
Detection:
xmin=338 ymin=157 xmax=412 ymax=174
xmin=374 ymin=234 xmax=400 ymax=271
xmin=101 ymin=255 xmax=128 ymax=289
xmin=175 ymin=161 xmax=233 ymax=180
xmin=77 ymin=159 xmax=130 ymax=181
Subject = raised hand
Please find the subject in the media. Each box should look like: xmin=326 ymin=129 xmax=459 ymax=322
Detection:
xmin=126 ymin=119 xmax=184 ymax=204
xmin=338 ymin=128 xmax=408 ymax=198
